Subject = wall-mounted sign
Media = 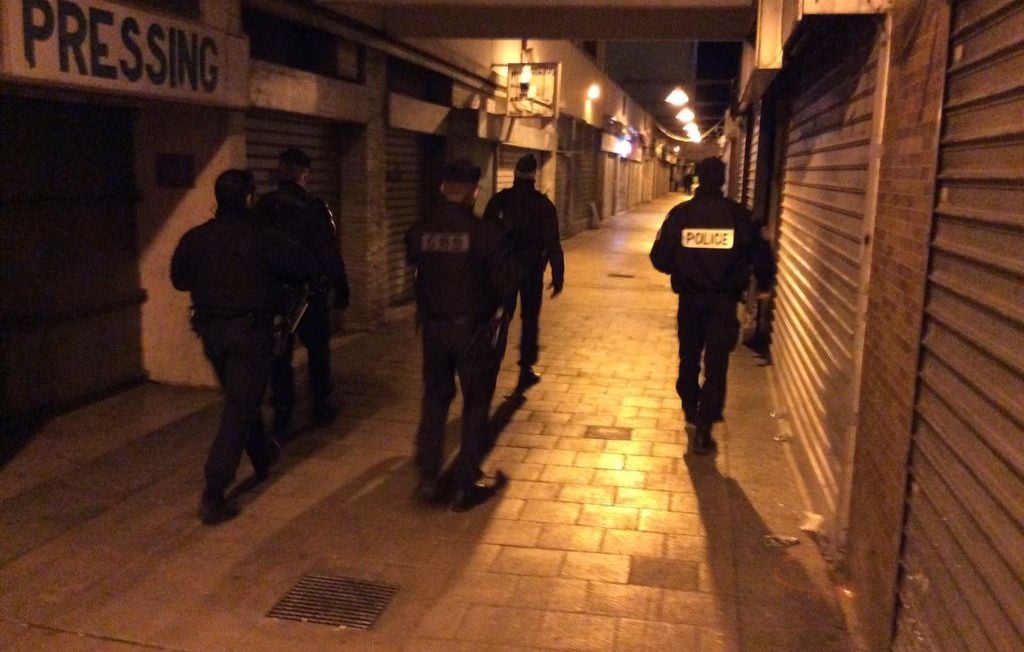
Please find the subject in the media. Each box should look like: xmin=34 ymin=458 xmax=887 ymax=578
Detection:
xmin=502 ymin=62 xmax=559 ymax=119
xmin=2 ymin=0 xmax=248 ymax=107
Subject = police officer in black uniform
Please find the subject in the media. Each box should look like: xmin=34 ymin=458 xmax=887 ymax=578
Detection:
xmin=483 ymin=154 xmax=565 ymax=392
xmin=650 ymin=157 xmax=775 ymax=455
xmin=256 ymin=148 xmax=350 ymax=435
xmin=406 ymin=159 xmax=520 ymax=512
xmin=171 ymin=169 xmax=315 ymax=524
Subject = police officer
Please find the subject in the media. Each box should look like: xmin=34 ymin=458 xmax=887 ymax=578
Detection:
xmin=171 ymin=169 xmax=315 ymax=524
xmin=256 ymin=148 xmax=350 ymax=435
xmin=405 ymin=159 xmax=520 ymax=512
xmin=650 ymin=157 xmax=775 ymax=455
xmin=483 ymin=154 xmax=565 ymax=393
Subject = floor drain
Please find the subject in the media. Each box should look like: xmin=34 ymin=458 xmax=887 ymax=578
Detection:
xmin=585 ymin=426 xmax=633 ymax=440
xmin=607 ymin=272 xmax=636 ymax=278
xmin=267 ymin=574 xmax=399 ymax=630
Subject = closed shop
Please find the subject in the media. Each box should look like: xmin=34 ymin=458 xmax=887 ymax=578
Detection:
xmin=246 ymin=111 xmax=341 ymax=211
xmin=575 ymin=146 xmax=600 ymax=230
xmin=615 ymin=158 xmax=629 ymax=214
xmin=769 ymin=17 xmax=885 ymax=541
xmin=894 ymin=0 xmax=1024 ymax=647
xmin=385 ymin=129 xmax=445 ymax=305
xmin=629 ymin=160 xmax=643 ymax=208
xmin=556 ymin=153 xmax=572 ymax=234
xmin=1 ymin=96 xmax=142 ymax=428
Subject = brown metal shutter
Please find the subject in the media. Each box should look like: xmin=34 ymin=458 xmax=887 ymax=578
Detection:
xmin=602 ymin=153 xmax=616 ymax=219
xmin=770 ymin=20 xmax=883 ymax=538
xmin=246 ymin=111 xmax=341 ymax=214
xmin=576 ymin=145 xmax=599 ymax=228
xmin=384 ymin=129 xmax=445 ymax=306
xmin=556 ymin=153 xmax=572 ymax=234
xmin=894 ymin=0 xmax=1024 ymax=647
xmin=1 ymin=97 xmax=142 ymax=428
xmin=745 ymin=107 xmax=762 ymax=210
xmin=629 ymin=160 xmax=643 ymax=208
xmin=615 ymin=158 xmax=629 ymax=214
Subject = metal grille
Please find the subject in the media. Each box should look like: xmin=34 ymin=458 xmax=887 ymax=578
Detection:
xmin=267 ymin=574 xmax=399 ymax=630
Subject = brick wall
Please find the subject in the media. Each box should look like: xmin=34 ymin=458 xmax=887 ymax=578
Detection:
xmin=845 ymin=2 xmax=951 ymax=648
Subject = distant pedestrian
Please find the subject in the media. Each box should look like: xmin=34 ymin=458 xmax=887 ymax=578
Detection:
xmin=650 ymin=157 xmax=775 ymax=454
xmin=682 ymin=170 xmax=695 ymax=194
xmin=256 ymin=148 xmax=350 ymax=436
xmin=405 ymin=159 xmax=520 ymax=511
xmin=483 ymin=153 xmax=564 ymax=393
xmin=171 ymin=169 xmax=315 ymax=524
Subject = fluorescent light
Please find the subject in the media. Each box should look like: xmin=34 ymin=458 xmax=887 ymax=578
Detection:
xmin=665 ymin=87 xmax=689 ymax=106
xmin=675 ymin=107 xmax=695 ymax=123
xmin=613 ymin=138 xmax=632 ymax=158
xmin=519 ymin=65 xmax=533 ymax=85
xmin=587 ymin=84 xmax=601 ymax=100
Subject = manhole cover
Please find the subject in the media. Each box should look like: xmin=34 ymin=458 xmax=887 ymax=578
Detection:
xmin=585 ymin=426 xmax=633 ymax=440
xmin=267 ymin=574 xmax=399 ymax=630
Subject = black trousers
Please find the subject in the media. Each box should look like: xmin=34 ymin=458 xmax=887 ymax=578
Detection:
xmin=515 ymin=266 xmax=545 ymax=368
xmin=676 ymin=294 xmax=740 ymax=427
xmin=416 ymin=317 xmax=506 ymax=491
xmin=270 ymin=293 xmax=334 ymax=413
xmin=196 ymin=316 xmax=277 ymax=495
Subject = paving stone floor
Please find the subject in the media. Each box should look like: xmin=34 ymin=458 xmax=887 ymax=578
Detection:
xmin=0 ymin=195 xmax=853 ymax=651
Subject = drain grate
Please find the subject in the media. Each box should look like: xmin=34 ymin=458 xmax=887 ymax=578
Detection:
xmin=585 ymin=425 xmax=633 ymax=440
xmin=607 ymin=272 xmax=636 ymax=279
xmin=267 ymin=574 xmax=399 ymax=630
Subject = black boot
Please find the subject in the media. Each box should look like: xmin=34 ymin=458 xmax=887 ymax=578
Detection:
xmin=515 ymin=368 xmax=541 ymax=393
xmin=452 ymin=471 xmax=509 ymax=512
xmin=688 ymin=424 xmax=718 ymax=456
xmin=198 ymin=490 xmax=239 ymax=525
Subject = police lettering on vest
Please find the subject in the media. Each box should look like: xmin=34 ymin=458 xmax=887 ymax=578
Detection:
xmin=421 ymin=232 xmax=471 ymax=254
xmin=682 ymin=228 xmax=734 ymax=249
xmin=18 ymin=0 xmax=219 ymax=92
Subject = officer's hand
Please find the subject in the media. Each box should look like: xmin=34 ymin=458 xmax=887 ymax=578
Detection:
xmin=549 ymin=280 xmax=564 ymax=298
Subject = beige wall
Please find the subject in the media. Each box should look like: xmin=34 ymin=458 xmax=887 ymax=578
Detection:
xmin=136 ymin=106 xmax=247 ymax=387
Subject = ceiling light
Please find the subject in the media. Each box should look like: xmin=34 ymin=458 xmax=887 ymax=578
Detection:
xmin=675 ymin=107 xmax=695 ymax=123
xmin=587 ymin=84 xmax=601 ymax=100
xmin=665 ymin=87 xmax=689 ymax=106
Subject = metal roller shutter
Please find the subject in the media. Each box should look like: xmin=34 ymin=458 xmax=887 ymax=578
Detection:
xmin=894 ymin=0 xmax=1024 ymax=647
xmin=384 ymin=129 xmax=445 ymax=306
xmin=615 ymin=158 xmax=629 ymax=214
xmin=246 ymin=111 xmax=341 ymax=213
xmin=576 ymin=146 xmax=599 ymax=228
xmin=602 ymin=154 xmax=616 ymax=220
xmin=629 ymin=160 xmax=643 ymax=208
xmin=770 ymin=19 xmax=883 ymax=539
xmin=556 ymin=153 xmax=571 ymax=233
xmin=745 ymin=107 xmax=761 ymax=210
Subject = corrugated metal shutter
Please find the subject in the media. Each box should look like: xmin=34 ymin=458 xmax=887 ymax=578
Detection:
xmin=602 ymin=153 xmax=616 ymax=219
xmin=556 ymin=153 xmax=572 ymax=234
xmin=1 ymin=97 xmax=141 ymax=427
xmin=615 ymin=158 xmax=629 ymax=214
xmin=246 ymin=111 xmax=340 ymax=213
xmin=629 ymin=160 xmax=643 ymax=208
xmin=745 ymin=107 xmax=761 ymax=210
xmin=770 ymin=20 xmax=882 ymax=537
xmin=576 ymin=144 xmax=599 ymax=228
xmin=894 ymin=0 xmax=1024 ymax=647
xmin=384 ymin=129 xmax=424 ymax=305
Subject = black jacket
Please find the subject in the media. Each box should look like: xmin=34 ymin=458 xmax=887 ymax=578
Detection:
xmin=650 ymin=188 xmax=775 ymax=298
xmin=483 ymin=179 xmax=564 ymax=287
xmin=256 ymin=181 xmax=350 ymax=305
xmin=405 ymin=201 xmax=519 ymax=322
xmin=171 ymin=208 xmax=315 ymax=314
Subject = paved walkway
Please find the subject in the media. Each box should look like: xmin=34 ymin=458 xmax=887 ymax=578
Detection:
xmin=0 ymin=195 xmax=853 ymax=651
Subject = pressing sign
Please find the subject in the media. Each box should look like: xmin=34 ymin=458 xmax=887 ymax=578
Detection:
xmin=421 ymin=232 xmax=470 ymax=253
xmin=682 ymin=228 xmax=734 ymax=249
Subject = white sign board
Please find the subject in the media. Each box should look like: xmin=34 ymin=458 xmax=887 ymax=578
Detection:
xmin=2 ymin=0 xmax=248 ymax=107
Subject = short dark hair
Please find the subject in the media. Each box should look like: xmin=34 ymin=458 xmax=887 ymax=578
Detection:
xmin=444 ymin=159 xmax=482 ymax=185
xmin=514 ymin=154 xmax=538 ymax=177
xmin=279 ymin=147 xmax=312 ymax=168
xmin=214 ymin=169 xmax=256 ymax=209
xmin=695 ymin=157 xmax=726 ymax=189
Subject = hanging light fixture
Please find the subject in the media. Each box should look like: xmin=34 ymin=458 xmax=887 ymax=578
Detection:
xmin=587 ymin=83 xmax=601 ymax=100
xmin=665 ymin=87 xmax=689 ymax=106
xmin=675 ymin=107 xmax=695 ymax=123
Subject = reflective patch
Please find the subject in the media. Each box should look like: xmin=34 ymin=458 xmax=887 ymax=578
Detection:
xmin=682 ymin=228 xmax=734 ymax=249
xmin=421 ymin=232 xmax=471 ymax=253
